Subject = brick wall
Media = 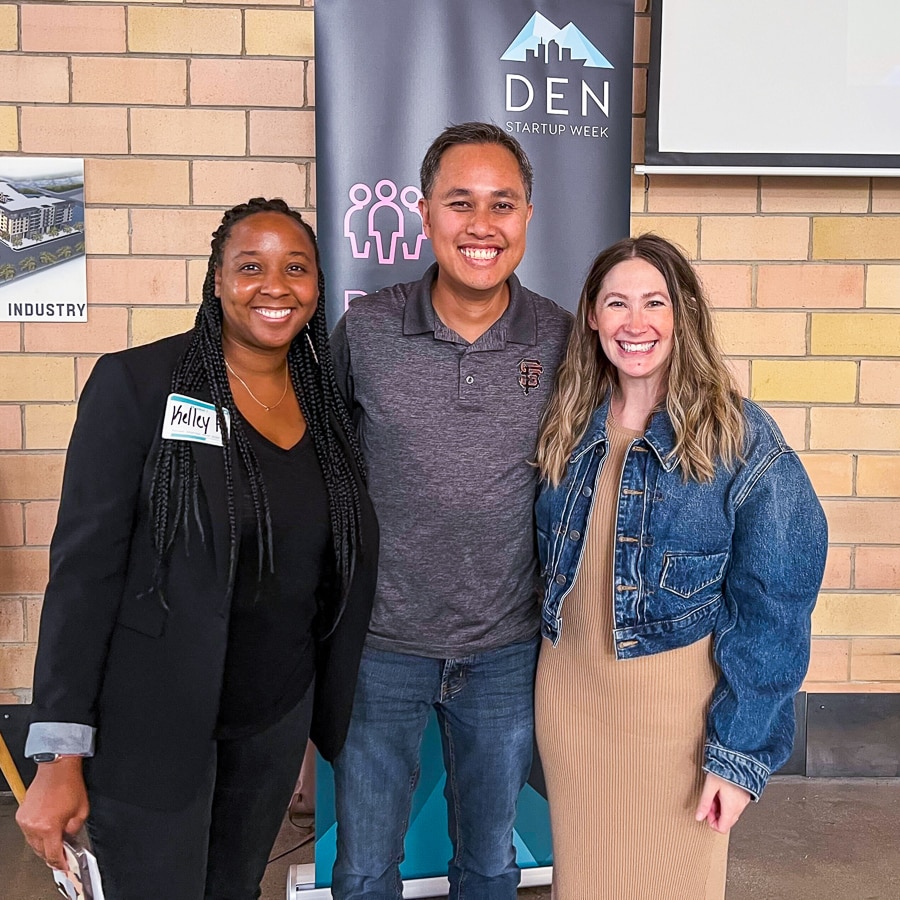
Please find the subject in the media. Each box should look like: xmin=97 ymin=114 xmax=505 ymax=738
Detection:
xmin=0 ymin=0 xmax=897 ymax=703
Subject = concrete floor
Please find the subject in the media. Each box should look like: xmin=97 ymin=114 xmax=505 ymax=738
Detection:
xmin=3 ymin=778 xmax=899 ymax=898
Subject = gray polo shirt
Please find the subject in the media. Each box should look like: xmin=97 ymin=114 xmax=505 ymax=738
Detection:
xmin=331 ymin=263 xmax=572 ymax=657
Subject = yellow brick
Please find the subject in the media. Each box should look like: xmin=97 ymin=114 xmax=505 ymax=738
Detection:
xmin=694 ymin=265 xmax=752 ymax=308
xmin=84 ymin=207 xmax=129 ymax=255
xmin=821 ymin=499 xmax=900 ymax=543
xmin=811 ymin=408 xmax=900 ymax=452
xmin=131 ymin=108 xmax=245 ymax=157
xmin=0 ymin=357 xmax=74 ymax=402
xmin=128 ymin=8 xmax=241 ymax=55
xmin=701 ymin=216 xmax=810 ymax=261
xmin=850 ymin=638 xmax=900 ymax=681
xmin=630 ymin=217 xmax=698 ymax=257
xmin=865 ymin=266 xmax=900 ymax=308
xmin=813 ymin=593 xmax=900 ymax=636
xmin=811 ymin=312 xmax=900 ymax=356
xmin=84 ymin=159 xmax=189 ymax=206
xmin=0 ymin=105 xmax=17 ymax=151
xmin=760 ymin=177 xmax=869 ymax=214
xmin=751 ymin=360 xmax=856 ymax=403
xmin=192 ymin=161 xmax=306 ymax=208
xmin=757 ymin=264 xmax=864 ymax=309
xmin=24 ymin=405 xmax=77 ymax=450
xmin=0 ymin=5 xmax=17 ymax=51
xmin=872 ymin=179 xmax=900 ymax=213
xmin=132 ymin=308 xmax=199 ymax=348
xmin=760 ymin=406 xmax=806 ymax=448
xmin=0 ymin=455 xmax=65 ymax=499
xmin=805 ymin=638 xmax=850 ymax=681
xmin=713 ymin=311 xmax=807 ymax=356
xmin=813 ymin=217 xmax=900 ymax=260
xmin=859 ymin=361 xmax=900 ymax=404
xmin=131 ymin=208 xmax=225 ymax=257
xmin=647 ymin=176 xmax=757 ymax=214
xmin=857 ymin=456 xmax=900 ymax=497
xmin=797 ymin=453 xmax=854 ymax=497
xmin=245 ymin=9 xmax=314 ymax=56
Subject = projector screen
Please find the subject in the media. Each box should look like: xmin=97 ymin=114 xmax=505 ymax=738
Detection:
xmin=642 ymin=0 xmax=900 ymax=175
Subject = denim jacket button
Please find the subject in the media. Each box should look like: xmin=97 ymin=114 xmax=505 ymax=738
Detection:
xmin=554 ymin=574 xmax=567 ymax=585
xmin=582 ymin=486 xmax=592 ymax=497
xmin=568 ymin=530 xmax=581 ymax=541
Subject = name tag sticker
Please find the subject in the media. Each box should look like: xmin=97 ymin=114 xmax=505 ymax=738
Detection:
xmin=162 ymin=394 xmax=230 ymax=447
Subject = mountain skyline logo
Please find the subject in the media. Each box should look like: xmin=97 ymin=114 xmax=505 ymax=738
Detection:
xmin=501 ymin=11 xmax=613 ymax=69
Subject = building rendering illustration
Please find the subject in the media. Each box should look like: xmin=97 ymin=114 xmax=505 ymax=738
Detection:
xmin=0 ymin=181 xmax=75 ymax=247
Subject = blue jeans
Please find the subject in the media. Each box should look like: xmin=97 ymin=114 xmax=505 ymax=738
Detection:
xmin=332 ymin=637 xmax=539 ymax=900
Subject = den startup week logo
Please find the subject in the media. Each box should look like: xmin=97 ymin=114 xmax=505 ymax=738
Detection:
xmin=501 ymin=11 xmax=614 ymax=139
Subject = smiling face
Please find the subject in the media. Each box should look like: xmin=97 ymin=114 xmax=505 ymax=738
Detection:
xmin=588 ymin=257 xmax=675 ymax=397
xmin=418 ymin=142 xmax=533 ymax=305
xmin=215 ymin=211 xmax=319 ymax=356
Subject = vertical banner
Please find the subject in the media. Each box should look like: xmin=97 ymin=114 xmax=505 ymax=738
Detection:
xmin=316 ymin=0 xmax=635 ymax=322
xmin=312 ymin=0 xmax=634 ymax=891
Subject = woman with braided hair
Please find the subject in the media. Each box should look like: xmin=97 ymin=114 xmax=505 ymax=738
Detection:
xmin=16 ymin=198 xmax=379 ymax=898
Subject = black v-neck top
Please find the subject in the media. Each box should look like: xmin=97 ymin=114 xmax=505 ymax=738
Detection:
xmin=216 ymin=424 xmax=333 ymax=738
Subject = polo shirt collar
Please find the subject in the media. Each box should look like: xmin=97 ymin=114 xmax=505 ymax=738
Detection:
xmin=402 ymin=263 xmax=537 ymax=347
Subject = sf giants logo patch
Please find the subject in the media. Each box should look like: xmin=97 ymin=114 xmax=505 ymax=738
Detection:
xmin=517 ymin=358 xmax=543 ymax=395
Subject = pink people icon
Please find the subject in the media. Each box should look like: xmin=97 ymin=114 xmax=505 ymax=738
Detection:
xmin=344 ymin=183 xmax=373 ymax=259
xmin=400 ymin=186 xmax=427 ymax=261
xmin=344 ymin=179 xmax=427 ymax=265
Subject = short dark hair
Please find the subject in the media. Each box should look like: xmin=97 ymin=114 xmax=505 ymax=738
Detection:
xmin=419 ymin=122 xmax=534 ymax=203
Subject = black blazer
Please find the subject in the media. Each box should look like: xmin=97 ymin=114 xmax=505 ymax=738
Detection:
xmin=30 ymin=333 xmax=378 ymax=811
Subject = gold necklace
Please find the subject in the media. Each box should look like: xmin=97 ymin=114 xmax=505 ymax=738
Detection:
xmin=225 ymin=359 xmax=289 ymax=412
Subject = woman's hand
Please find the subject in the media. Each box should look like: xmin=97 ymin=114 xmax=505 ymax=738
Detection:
xmin=15 ymin=756 xmax=89 ymax=870
xmin=695 ymin=771 xmax=751 ymax=834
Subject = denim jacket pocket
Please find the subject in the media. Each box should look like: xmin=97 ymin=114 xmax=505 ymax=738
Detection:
xmin=659 ymin=551 xmax=729 ymax=599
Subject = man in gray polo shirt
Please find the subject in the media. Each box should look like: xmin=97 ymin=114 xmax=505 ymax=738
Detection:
xmin=330 ymin=122 xmax=571 ymax=900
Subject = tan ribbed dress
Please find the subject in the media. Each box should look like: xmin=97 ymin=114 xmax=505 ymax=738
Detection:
xmin=535 ymin=416 xmax=729 ymax=900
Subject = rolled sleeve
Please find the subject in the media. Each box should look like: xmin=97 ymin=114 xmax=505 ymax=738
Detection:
xmin=25 ymin=722 xmax=95 ymax=758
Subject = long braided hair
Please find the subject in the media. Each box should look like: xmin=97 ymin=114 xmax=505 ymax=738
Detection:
xmin=148 ymin=198 xmax=365 ymax=630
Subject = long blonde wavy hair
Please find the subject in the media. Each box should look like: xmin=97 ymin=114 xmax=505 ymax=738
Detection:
xmin=536 ymin=234 xmax=745 ymax=486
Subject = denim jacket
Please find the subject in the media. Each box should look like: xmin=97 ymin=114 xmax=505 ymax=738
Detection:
xmin=536 ymin=393 xmax=827 ymax=799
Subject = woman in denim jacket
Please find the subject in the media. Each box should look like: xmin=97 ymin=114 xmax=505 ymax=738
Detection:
xmin=533 ymin=234 xmax=826 ymax=899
